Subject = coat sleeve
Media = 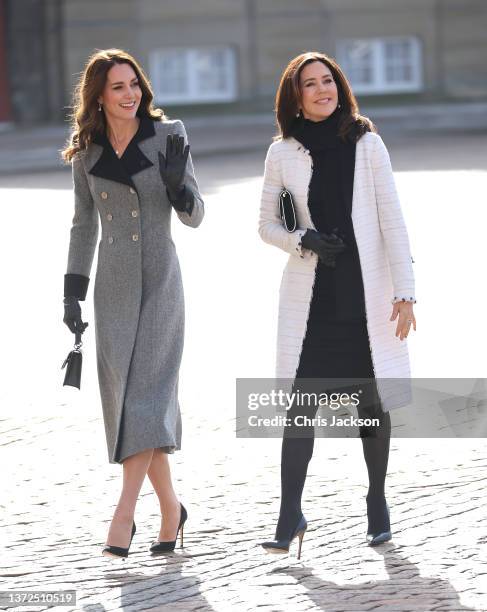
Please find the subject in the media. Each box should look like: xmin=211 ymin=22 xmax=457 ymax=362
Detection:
xmin=168 ymin=119 xmax=204 ymax=228
xmin=64 ymin=153 xmax=99 ymax=301
xmin=258 ymin=143 xmax=310 ymax=259
xmin=371 ymin=134 xmax=416 ymax=304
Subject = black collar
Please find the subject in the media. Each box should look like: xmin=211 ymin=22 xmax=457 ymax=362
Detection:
xmin=89 ymin=116 xmax=156 ymax=188
xmin=292 ymin=106 xmax=342 ymax=152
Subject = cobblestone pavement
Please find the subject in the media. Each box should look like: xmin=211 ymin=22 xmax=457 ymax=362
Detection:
xmin=2 ymin=412 xmax=486 ymax=612
xmin=2 ymin=136 xmax=487 ymax=611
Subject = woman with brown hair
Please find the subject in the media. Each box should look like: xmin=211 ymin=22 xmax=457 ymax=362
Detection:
xmin=258 ymin=52 xmax=416 ymax=558
xmin=61 ymin=48 xmax=204 ymax=558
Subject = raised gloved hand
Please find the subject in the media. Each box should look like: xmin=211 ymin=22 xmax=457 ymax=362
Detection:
xmin=301 ymin=228 xmax=347 ymax=268
xmin=63 ymin=296 xmax=89 ymax=335
xmin=158 ymin=134 xmax=189 ymax=202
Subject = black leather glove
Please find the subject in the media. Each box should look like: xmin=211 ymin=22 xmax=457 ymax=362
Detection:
xmin=301 ymin=228 xmax=347 ymax=268
xmin=158 ymin=134 xmax=189 ymax=202
xmin=63 ymin=296 xmax=88 ymax=335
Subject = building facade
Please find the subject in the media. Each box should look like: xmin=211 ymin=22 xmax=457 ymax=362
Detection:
xmin=3 ymin=0 xmax=64 ymax=124
xmin=4 ymin=0 xmax=487 ymax=124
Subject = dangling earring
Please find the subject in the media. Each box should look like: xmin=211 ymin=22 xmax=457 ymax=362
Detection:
xmin=296 ymin=109 xmax=302 ymax=118
xmin=337 ymin=102 xmax=342 ymax=109
xmin=98 ymin=103 xmax=102 ymax=112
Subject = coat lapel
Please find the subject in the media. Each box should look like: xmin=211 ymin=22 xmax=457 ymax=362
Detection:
xmin=88 ymin=116 xmax=155 ymax=188
xmin=339 ymin=141 xmax=356 ymax=218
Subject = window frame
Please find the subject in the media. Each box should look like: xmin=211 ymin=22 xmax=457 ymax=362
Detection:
xmin=337 ymin=36 xmax=423 ymax=94
xmin=149 ymin=45 xmax=238 ymax=104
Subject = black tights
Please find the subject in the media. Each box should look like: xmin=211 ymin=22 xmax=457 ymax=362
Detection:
xmin=275 ymin=387 xmax=391 ymax=540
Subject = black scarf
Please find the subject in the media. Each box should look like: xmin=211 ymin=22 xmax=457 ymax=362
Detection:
xmin=291 ymin=108 xmax=367 ymax=320
xmin=291 ymin=106 xmax=355 ymax=236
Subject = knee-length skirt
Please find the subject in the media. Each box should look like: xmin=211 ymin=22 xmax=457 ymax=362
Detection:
xmin=294 ymin=256 xmax=382 ymax=421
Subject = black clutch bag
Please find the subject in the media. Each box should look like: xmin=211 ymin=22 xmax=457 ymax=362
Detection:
xmin=279 ymin=188 xmax=297 ymax=233
xmin=61 ymin=331 xmax=83 ymax=389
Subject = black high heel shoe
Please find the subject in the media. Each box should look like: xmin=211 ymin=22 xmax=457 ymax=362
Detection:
xmin=261 ymin=514 xmax=307 ymax=560
xmin=150 ymin=502 xmax=187 ymax=553
xmin=102 ymin=520 xmax=136 ymax=559
xmin=366 ymin=495 xmax=392 ymax=546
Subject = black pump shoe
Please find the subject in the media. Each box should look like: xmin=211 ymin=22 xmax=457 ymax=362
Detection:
xmin=261 ymin=514 xmax=307 ymax=560
xmin=102 ymin=520 xmax=136 ymax=559
xmin=150 ymin=503 xmax=187 ymax=554
xmin=366 ymin=495 xmax=392 ymax=546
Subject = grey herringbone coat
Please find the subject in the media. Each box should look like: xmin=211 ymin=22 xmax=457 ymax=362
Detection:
xmin=65 ymin=117 xmax=204 ymax=464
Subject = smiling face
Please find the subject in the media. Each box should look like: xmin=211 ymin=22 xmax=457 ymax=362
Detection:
xmin=298 ymin=60 xmax=339 ymax=121
xmin=97 ymin=62 xmax=142 ymax=121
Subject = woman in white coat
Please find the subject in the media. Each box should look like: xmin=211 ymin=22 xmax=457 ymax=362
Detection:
xmin=258 ymin=52 xmax=416 ymax=557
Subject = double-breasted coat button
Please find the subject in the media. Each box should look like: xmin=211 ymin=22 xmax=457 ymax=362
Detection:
xmin=108 ymin=236 xmax=114 ymax=244
xmin=106 ymin=213 xmax=113 ymax=221
xmin=101 ymin=191 xmax=108 ymax=199
xmin=132 ymin=233 xmax=139 ymax=241
xmin=129 ymin=187 xmax=136 ymax=194
xmin=131 ymin=210 xmax=138 ymax=217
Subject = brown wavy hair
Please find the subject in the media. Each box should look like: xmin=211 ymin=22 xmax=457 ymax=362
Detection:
xmin=62 ymin=48 xmax=166 ymax=163
xmin=274 ymin=51 xmax=376 ymax=142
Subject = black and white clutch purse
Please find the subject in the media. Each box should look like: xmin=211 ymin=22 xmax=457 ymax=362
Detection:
xmin=278 ymin=188 xmax=297 ymax=233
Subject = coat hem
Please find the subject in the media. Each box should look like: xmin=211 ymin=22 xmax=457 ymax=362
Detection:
xmin=111 ymin=442 xmax=181 ymax=465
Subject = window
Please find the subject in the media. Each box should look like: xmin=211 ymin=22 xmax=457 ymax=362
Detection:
xmin=337 ymin=36 xmax=423 ymax=94
xmin=149 ymin=46 xmax=237 ymax=104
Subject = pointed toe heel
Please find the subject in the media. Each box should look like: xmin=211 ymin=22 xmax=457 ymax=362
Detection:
xmin=150 ymin=502 xmax=187 ymax=554
xmin=366 ymin=530 xmax=392 ymax=546
xmin=366 ymin=496 xmax=392 ymax=546
xmin=102 ymin=520 xmax=136 ymax=559
xmin=261 ymin=515 xmax=307 ymax=560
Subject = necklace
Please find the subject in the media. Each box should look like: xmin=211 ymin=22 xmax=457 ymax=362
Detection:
xmin=108 ymin=119 xmax=139 ymax=157
xmin=110 ymin=132 xmax=129 ymax=157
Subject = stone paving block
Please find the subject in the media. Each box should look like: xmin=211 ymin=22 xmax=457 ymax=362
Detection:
xmin=2 ymin=153 xmax=487 ymax=610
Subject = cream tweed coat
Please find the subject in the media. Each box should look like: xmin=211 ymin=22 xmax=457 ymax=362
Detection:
xmin=258 ymin=131 xmax=416 ymax=412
